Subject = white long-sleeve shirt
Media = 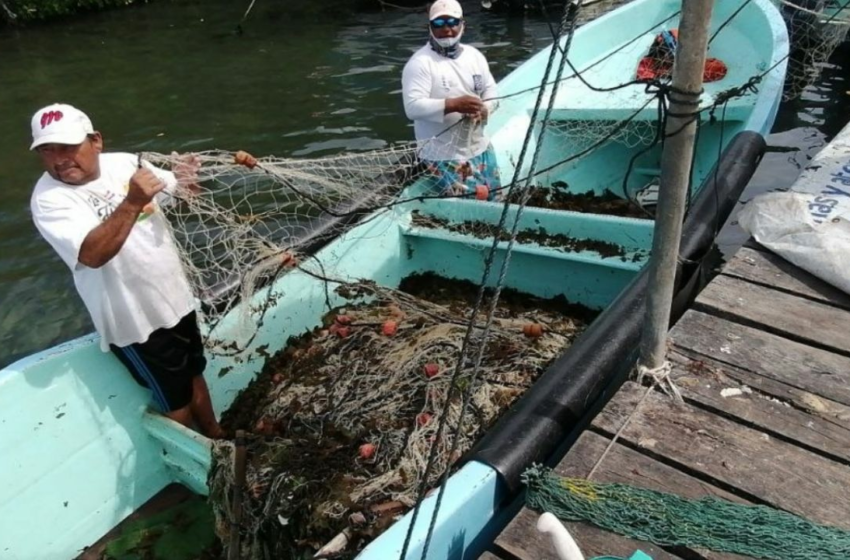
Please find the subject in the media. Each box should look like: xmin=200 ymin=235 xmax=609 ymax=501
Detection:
xmin=401 ymin=43 xmax=498 ymax=162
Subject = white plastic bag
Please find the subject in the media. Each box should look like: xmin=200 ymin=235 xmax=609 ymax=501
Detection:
xmin=738 ymin=130 xmax=850 ymax=295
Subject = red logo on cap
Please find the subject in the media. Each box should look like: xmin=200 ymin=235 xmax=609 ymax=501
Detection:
xmin=40 ymin=110 xmax=64 ymax=129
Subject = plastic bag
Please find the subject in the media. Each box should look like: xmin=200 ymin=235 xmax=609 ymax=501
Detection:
xmin=738 ymin=132 xmax=850 ymax=295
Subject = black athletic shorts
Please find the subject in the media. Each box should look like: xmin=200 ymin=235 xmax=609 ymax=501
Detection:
xmin=110 ymin=312 xmax=206 ymax=413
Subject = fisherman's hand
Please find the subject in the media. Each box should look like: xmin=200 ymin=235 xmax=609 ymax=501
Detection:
xmin=470 ymin=105 xmax=489 ymax=124
xmin=446 ymin=95 xmax=485 ymax=116
xmin=127 ymin=168 xmax=166 ymax=209
xmin=171 ymin=151 xmax=201 ymax=193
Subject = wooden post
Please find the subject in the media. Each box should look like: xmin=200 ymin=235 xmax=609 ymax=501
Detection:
xmin=639 ymin=0 xmax=715 ymax=370
xmin=228 ymin=430 xmax=247 ymax=560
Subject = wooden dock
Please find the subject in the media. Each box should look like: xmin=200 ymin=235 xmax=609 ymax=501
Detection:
xmin=483 ymin=242 xmax=850 ymax=560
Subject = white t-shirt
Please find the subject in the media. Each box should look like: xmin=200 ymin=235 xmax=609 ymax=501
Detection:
xmin=30 ymin=152 xmax=196 ymax=351
xmin=401 ymin=43 xmax=498 ymax=162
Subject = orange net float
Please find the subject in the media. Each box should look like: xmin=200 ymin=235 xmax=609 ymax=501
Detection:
xmin=475 ymin=185 xmax=489 ymax=201
xmin=382 ymin=320 xmax=398 ymax=336
xmin=358 ymin=443 xmax=376 ymax=460
xmin=522 ymin=323 xmax=544 ymax=338
xmin=234 ymin=150 xmax=258 ymax=169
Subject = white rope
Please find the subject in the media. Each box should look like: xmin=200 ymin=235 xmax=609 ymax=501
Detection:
xmin=587 ymin=360 xmax=678 ymax=480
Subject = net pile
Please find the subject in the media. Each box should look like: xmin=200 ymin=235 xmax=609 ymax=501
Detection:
xmin=524 ymin=465 xmax=850 ymax=560
xmin=208 ymin=278 xmax=589 ymax=558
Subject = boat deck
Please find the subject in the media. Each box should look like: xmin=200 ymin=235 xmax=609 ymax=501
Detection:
xmin=483 ymin=241 xmax=850 ymax=560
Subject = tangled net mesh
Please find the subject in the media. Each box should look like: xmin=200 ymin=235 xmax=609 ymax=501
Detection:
xmin=207 ymin=277 xmax=591 ymax=558
xmin=140 ymin=1 xmax=850 ymax=347
xmin=129 ymin=2 xmax=850 ymax=557
xmin=774 ymin=0 xmax=850 ymax=100
xmin=143 ymin=146 xmax=419 ymax=349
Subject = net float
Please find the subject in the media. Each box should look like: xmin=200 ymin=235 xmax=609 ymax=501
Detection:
xmin=359 ymin=443 xmax=376 ymax=460
xmin=523 ymin=323 xmax=544 ymax=338
xmin=423 ymin=363 xmax=440 ymax=378
xmin=382 ymin=320 xmax=398 ymax=336
xmin=234 ymin=150 xmax=258 ymax=169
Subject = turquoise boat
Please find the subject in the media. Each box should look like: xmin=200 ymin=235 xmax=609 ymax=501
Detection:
xmin=0 ymin=0 xmax=788 ymax=558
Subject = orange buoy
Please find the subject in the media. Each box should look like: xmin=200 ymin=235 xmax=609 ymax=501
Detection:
xmin=335 ymin=315 xmax=352 ymax=326
xmin=522 ymin=323 xmax=544 ymax=338
xmin=475 ymin=185 xmax=489 ymax=200
xmin=423 ymin=363 xmax=440 ymax=378
xmin=234 ymin=150 xmax=258 ymax=169
xmin=359 ymin=443 xmax=376 ymax=460
xmin=382 ymin=320 xmax=398 ymax=336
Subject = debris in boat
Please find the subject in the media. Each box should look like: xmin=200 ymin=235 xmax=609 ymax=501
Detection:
xmin=720 ymin=386 xmax=752 ymax=398
xmin=507 ymin=183 xmax=651 ymax=219
xmin=209 ymin=274 xmax=594 ymax=558
xmin=313 ymin=528 xmax=352 ymax=558
xmin=411 ymin=212 xmax=644 ymax=261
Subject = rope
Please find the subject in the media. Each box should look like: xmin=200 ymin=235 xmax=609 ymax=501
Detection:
xmin=398 ymin=1 xmax=589 ymax=558
xmin=586 ymin=361 xmax=676 ymax=480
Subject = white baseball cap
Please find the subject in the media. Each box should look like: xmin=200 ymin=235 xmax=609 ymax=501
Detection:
xmin=429 ymin=0 xmax=463 ymax=20
xmin=30 ymin=103 xmax=94 ymax=150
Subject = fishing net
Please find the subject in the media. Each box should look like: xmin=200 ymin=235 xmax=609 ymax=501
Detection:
xmin=773 ymin=0 xmax=850 ymax=100
xmin=142 ymin=146 xmax=419 ymax=352
xmin=130 ymin=2 xmax=847 ymax=557
xmin=207 ymin=277 xmax=591 ymax=558
xmin=523 ymin=465 xmax=850 ymax=559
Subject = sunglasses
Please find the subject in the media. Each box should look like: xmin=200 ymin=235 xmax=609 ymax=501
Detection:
xmin=430 ymin=17 xmax=462 ymax=29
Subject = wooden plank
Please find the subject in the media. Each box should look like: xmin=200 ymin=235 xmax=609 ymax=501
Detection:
xmin=495 ymin=506 xmax=683 ymax=560
xmin=669 ymin=350 xmax=850 ymax=463
xmin=494 ymin=431 xmax=761 ymax=560
xmin=671 ymin=310 xmax=850 ymax=408
xmin=694 ymin=274 xmax=850 ymax=357
xmin=722 ymin=247 xmax=850 ymax=309
xmin=593 ymin=382 xmax=850 ymax=529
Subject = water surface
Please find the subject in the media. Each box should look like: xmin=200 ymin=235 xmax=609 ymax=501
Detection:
xmin=0 ymin=1 xmax=848 ymax=367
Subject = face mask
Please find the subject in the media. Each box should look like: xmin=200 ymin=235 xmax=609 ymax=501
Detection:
xmin=430 ymin=25 xmax=463 ymax=48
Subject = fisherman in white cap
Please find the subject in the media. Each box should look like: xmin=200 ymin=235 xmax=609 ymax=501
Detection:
xmin=28 ymin=103 xmax=225 ymax=438
xmin=402 ymin=0 xmax=501 ymax=200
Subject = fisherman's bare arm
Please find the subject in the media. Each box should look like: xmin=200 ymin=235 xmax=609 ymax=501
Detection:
xmin=78 ymin=168 xmax=164 ymax=268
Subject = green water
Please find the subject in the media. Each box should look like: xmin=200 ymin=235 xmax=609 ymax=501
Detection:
xmin=0 ymin=0 xmax=558 ymax=367
xmin=1 ymin=1 xmax=849 ymax=368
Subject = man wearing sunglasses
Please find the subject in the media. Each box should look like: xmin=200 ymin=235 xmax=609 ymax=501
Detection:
xmin=402 ymin=0 xmax=501 ymax=200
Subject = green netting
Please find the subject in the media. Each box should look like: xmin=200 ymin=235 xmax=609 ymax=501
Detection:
xmin=523 ymin=466 xmax=850 ymax=560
